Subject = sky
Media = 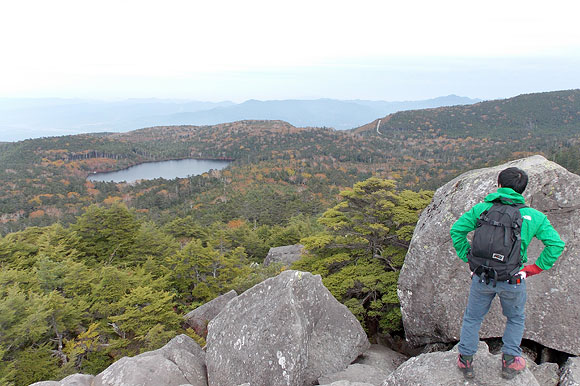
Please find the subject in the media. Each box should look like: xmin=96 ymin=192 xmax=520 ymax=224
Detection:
xmin=1 ymin=0 xmax=580 ymax=102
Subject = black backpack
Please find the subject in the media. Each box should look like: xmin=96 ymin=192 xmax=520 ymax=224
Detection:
xmin=468 ymin=198 xmax=526 ymax=285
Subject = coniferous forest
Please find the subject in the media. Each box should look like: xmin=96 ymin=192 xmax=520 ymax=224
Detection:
xmin=1 ymin=89 xmax=580 ymax=385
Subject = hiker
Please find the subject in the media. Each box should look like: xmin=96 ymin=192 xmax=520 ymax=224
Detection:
xmin=450 ymin=167 xmax=565 ymax=380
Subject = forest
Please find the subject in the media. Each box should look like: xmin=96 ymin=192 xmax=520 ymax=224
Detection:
xmin=1 ymin=89 xmax=580 ymax=385
xmin=0 ymin=178 xmax=431 ymax=385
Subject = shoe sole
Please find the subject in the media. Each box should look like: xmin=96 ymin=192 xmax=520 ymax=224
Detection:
xmin=501 ymin=369 xmax=521 ymax=379
xmin=460 ymin=368 xmax=475 ymax=379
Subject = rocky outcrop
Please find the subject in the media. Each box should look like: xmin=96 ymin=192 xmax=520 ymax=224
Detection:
xmin=205 ymin=270 xmax=370 ymax=386
xmin=317 ymin=344 xmax=408 ymax=385
xmin=29 ymin=374 xmax=94 ymax=386
xmin=318 ymin=363 xmax=388 ymax=385
xmin=184 ymin=289 xmax=237 ymax=336
xmin=382 ymin=341 xmax=539 ymax=385
xmin=263 ymin=244 xmax=304 ymax=267
xmin=93 ymin=334 xmax=206 ymax=386
xmin=32 ymin=270 xmax=371 ymax=386
xmin=399 ymin=155 xmax=580 ymax=354
xmin=560 ymin=357 xmax=580 ymax=386
xmin=353 ymin=344 xmax=408 ymax=373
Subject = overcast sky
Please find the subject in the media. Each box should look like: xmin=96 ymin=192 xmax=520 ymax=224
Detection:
xmin=1 ymin=0 xmax=579 ymax=102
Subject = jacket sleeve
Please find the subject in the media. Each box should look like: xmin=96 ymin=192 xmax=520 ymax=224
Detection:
xmin=450 ymin=204 xmax=481 ymax=262
xmin=534 ymin=215 xmax=565 ymax=270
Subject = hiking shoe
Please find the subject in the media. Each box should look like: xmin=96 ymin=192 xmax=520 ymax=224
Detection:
xmin=502 ymin=354 xmax=526 ymax=379
xmin=457 ymin=354 xmax=474 ymax=379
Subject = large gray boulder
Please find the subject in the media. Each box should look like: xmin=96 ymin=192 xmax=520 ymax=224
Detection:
xmin=560 ymin=357 xmax=580 ymax=386
xmin=399 ymin=155 xmax=579 ymax=354
xmin=382 ymin=341 xmax=539 ymax=385
xmin=528 ymin=362 xmax=559 ymax=386
xmin=205 ymin=270 xmax=370 ymax=386
xmin=263 ymin=244 xmax=305 ymax=267
xmin=319 ymin=382 xmax=375 ymax=386
xmin=93 ymin=334 xmax=206 ymax=386
xmin=184 ymin=290 xmax=237 ymax=336
xmin=29 ymin=374 xmax=94 ymax=386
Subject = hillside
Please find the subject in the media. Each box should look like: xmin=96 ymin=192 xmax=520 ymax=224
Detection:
xmin=1 ymin=90 xmax=579 ymax=235
xmin=354 ymin=89 xmax=580 ymax=138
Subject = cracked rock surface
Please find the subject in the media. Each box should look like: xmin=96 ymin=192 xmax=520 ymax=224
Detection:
xmin=205 ymin=270 xmax=370 ymax=386
xmin=382 ymin=341 xmax=540 ymax=386
xmin=184 ymin=289 xmax=237 ymax=336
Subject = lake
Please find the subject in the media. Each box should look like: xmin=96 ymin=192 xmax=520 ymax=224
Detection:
xmin=87 ymin=158 xmax=232 ymax=183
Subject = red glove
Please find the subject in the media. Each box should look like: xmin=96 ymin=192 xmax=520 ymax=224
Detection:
xmin=519 ymin=264 xmax=543 ymax=279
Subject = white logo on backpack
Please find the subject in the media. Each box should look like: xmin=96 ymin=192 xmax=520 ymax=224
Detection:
xmin=492 ymin=253 xmax=505 ymax=262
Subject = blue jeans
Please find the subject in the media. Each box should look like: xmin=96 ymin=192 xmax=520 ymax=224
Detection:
xmin=458 ymin=274 xmax=527 ymax=357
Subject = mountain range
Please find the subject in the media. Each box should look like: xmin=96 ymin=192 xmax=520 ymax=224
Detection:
xmin=0 ymin=95 xmax=480 ymax=142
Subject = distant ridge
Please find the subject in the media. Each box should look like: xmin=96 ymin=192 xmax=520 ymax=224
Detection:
xmin=0 ymin=95 xmax=479 ymax=141
xmin=353 ymin=89 xmax=580 ymax=138
xmin=0 ymin=98 xmax=235 ymax=141
xmin=142 ymin=95 xmax=480 ymax=131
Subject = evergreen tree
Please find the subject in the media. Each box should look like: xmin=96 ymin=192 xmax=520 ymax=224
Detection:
xmin=294 ymin=177 xmax=433 ymax=337
xmin=108 ymin=286 xmax=181 ymax=350
xmin=318 ymin=177 xmax=432 ymax=258
xmin=71 ymin=204 xmax=141 ymax=265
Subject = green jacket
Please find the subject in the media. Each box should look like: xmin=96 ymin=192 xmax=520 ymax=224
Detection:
xmin=450 ymin=187 xmax=565 ymax=270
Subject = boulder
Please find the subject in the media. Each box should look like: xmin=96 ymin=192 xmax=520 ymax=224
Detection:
xmin=382 ymin=341 xmax=539 ymax=385
xmin=528 ymin=362 xmax=559 ymax=386
xmin=263 ymin=244 xmax=304 ymax=267
xmin=205 ymin=270 xmax=370 ymax=386
xmin=319 ymin=382 xmax=375 ymax=386
xmin=29 ymin=373 xmax=94 ymax=386
xmin=398 ymin=155 xmax=580 ymax=354
xmin=560 ymin=357 xmax=580 ymax=386
xmin=318 ymin=363 xmax=388 ymax=385
xmin=93 ymin=334 xmax=206 ymax=386
xmin=184 ymin=290 xmax=237 ymax=336
xmin=353 ymin=344 xmax=408 ymax=374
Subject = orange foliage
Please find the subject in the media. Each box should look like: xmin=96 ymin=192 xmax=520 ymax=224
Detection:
xmin=87 ymin=188 xmax=100 ymax=196
xmin=227 ymin=219 xmax=245 ymax=229
xmin=103 ymin=196 xmax=122 ymax=205
xmin=29 ymin=210 xmax=45 ymax=218
xmin=28 ymin=197 xmax=42 ymax=205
